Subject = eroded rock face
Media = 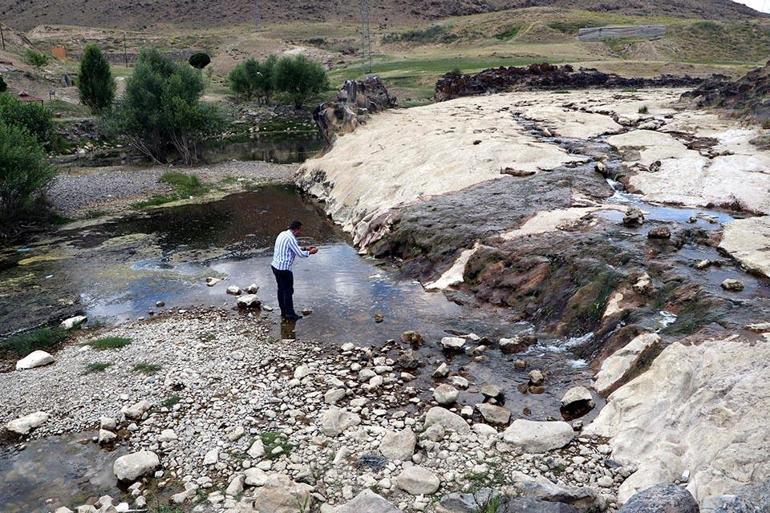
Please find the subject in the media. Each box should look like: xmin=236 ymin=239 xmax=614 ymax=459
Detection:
xmin=719 ymin=217 xmax=770 ymax=279
xmin=586 ymin=337 xmax=770 ymax=504
xmin=593 ymin=333 xmax=662 ymax=396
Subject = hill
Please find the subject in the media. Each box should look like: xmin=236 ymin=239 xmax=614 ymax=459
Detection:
xmin=0 ymin=0 xmax=763 ymax=31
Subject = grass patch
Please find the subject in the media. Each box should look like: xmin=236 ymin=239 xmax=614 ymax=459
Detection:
xmin=0 ymin=327 xmax=69 ymax=358
xmin=133 ymin=362 xmax=162 ymax=375
xmin=86 ymin=336 xmax=132 ymax=350
xmin=382 ymin=25 xmax=458 ymax=44
xmin=134 ymin=172 xmax=209 ymax=209
xmin=495 ymin=25 xmax=520 ymax=40
xmin=162 ymin=395 xmax=181 ymax=408
xmin=260 ymin=431 xmax=294 ymax=459
xmin=83 ymin=362 xmax=112 ymax=375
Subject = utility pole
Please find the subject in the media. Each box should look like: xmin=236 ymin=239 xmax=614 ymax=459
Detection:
xmin=123 ymin=32 xmax=129 ymax=67
xmin=255 ymin=0 xmax=260 ymax=30
xmin=359 ymin=0 xmax=372 ymax=75
xmin=0 ymin=23 xmax=6 ymax=51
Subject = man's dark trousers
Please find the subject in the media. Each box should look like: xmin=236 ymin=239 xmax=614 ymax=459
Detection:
xmin=271 ymin=266 xmax=296 ymax=318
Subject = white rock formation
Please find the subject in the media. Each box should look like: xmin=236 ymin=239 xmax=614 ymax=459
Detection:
xmin=61 ymin=315 xmax=87 ymax=330
xmin=719 ymin=217 xmax=770 ymax=279
xmin=15 ymin=350 xmax=55 ymax=370
xmin=502 ymin=420 xmax=575 ymax=453
xmin=586 ymin=336 xmax=770 ymax=504
xmin=593 ymin=333 xmax=661 ymax=396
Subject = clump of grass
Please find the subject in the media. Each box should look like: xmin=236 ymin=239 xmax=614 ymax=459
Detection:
xmin=134 ymin=172 xmax=209 ymax=209
xmin=86 ymin=336 xmax=132 ymax=350
xmin=83 ymin=362 xmax=112 ymax=375
xmin=260 ymin=431 xmax=294 ymax=459
xmin=0 ymin=327 xmax=69 ymax=358
xmin=638 ymin=105 xmax=649 ymax=114
xmin=162 ymin=395 xmax=181 ymax=408
xmin=133 ymin=362 xmax=161 ymax=375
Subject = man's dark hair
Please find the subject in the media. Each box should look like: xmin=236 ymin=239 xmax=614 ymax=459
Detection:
xmin=289 ymin=220 xmax=303 ymax=231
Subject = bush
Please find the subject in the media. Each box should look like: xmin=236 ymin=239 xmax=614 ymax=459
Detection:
xmin=273 ymin=55 xmax=328 ymax=108
xmin=0 ymin=121 xmax=56 ymax=221
xmin=383 ymin=25 xmax=458 ymax=44
xmin=189 ymin=52 xmax=211 ymax=69
xmin=25 ymin=49 xmax=50 ymax=68
xmin=228 ymin=55 xmax=276 ymax=102
xmin=0 ymin=327 xmax=68 ymax=358
xmin=0 ymin=76 xmax=7 ymax=93
xmin=0 ymin=93 xmax=54 ymax=146
xmin=78 ymin=44 xmax=116 ymax=113
xmin=103 ymin=48 xmax=224 ymax=164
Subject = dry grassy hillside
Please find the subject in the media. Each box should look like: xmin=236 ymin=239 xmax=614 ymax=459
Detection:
xmin=0 ymin=0 xmax=763 ymax=31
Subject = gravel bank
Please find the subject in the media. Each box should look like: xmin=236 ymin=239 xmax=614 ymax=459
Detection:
xmin=1 ymin=311 xmax=629 ymax=513
xmin=48 ymin=161 xmax=297 ymax=217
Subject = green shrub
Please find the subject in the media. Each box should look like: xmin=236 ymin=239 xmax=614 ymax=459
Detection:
xmin=228 ymin=55 xmax=276 ymax=102
xmin=0 ymin=121 xmax=56 ymax=220
xmin=86 ymin=336 xmax=132 ymax=350
xmin=189 ymin=52 xmax=211 ymax=69
xmin=103 ymin=48 xmax=224 ymax=164
xmin=638 ymin=105 xmax=649 ymax=114
xmin=0 ymin=327 xmax=68 ymax=358
xmin=383 ymin=25 xmax=458 ymax=44
xmin=0 ymin=76 xmax=7 ymax=93
xmin=273 ymin=55 xmax=328 ymax=108
xmin=0 ymin=93 xmax=54 ymax=146
xmin=162 ymin=395 xmax=181 ymax=407
xmin=25 ymin=49 xmax=50 ymax=68
xmin=78 ymin=44 xmax=116 ymax=113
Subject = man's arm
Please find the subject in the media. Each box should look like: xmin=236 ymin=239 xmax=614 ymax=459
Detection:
xmin=288 ymin=235 xmax=310 ymax=258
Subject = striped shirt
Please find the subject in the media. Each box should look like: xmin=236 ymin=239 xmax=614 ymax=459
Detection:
xmin=271 ymin=230 xmax=309 ymax=271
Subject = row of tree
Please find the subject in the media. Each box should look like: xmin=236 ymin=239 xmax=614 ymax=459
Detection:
xmin=228 ymin=54 xmax=328 ymax=108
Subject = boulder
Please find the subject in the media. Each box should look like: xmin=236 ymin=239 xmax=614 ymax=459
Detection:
xmin=706 ymin=479 xmax=770 ymax=513
xmin=510 ymin=471 xmax=599 ymax=510
xmin=122 ymin=400 xmax=151 ymax=420
xmin=475 ymin=403 xmax=511 ymax=425
xmin=624 ymin=208 xmax=645 ymax=227
xmin=335 ymin=489 xmax=403 ymax=513
xmin=113 ymin=451 xmax=160 ymax=482
xmin=252 ymin=474 xmax=314 ymax=513
xmin=244 ymin=468 xmax=269 ymax=487
xmin=502 ymin=420 xmax=574 ymax=453
xmin=61 ymin=315 xmax=87 ymax=330
xmin=586 ymin=337 xmax=770 ymax=503
xmin=247 ymin=439 xmax=265 ymax=459
xmin=6 ymin=411 xmax=49 ymax=435
xmin=721 ymin=279 xmax=745 ymax=292
xmin=433 ymin=384 xmax=459 ymax=405
xmin=436 ymin=491 xmax=580 ymax=513
xmin=560 ymin=386 xmax=595 ymax=418
xmin=397 ymin=350 xmax=420 ymax=370
xmin=593 ymin=333 xmax=661 ymax=396
xmin=441 ymin=337 xmax=466 ymax=351
xmin=226 ymin=285 xmax=242 ymax=296
xmin=236 ymin=294 xmax=261 ymax=308
xmin=424 ymin=407 xmax=471 ymax=435
xmin=396 ymin=465 xmax=441 ymax=495
xmin=619 ymin=484 xmax=698 ymax=513
xmin=320 ymin=406 xmax=361 ymax=437
xmin=380 ymin=428 xmax=417 ymax=461
xmin=98 ymin=429 xmax=117 ymax=444
xmin=500 ymin=336 xmax=537 ymax=354
xmin=16 ymin=350 xmax=55 ymax=370
xmin=648 ymin=226 xmax=672 ymax=239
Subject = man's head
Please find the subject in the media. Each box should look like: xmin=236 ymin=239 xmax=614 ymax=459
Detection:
xmin=289 ymin=220 xmax=303 ymax=235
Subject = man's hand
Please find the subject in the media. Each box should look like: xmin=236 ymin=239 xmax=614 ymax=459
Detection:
xmin=309 ymin=246 xmax=318 ymax=255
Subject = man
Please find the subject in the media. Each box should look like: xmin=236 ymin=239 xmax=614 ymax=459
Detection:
xmin=271 ymin=220 xmax=318 ymax=321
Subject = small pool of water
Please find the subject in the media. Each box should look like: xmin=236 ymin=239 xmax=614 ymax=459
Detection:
xmin=0 ymin=432 xmax=123 ymax=513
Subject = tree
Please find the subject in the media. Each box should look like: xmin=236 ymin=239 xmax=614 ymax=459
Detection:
xmin=0 ymin=93 xmax=54 ymax=147
xmin=25 ymin=49 xmax=49 ymax=69
xmin=0 ymin=121 xmax=56 ymax=221
xmin=229 ymin=58 xmax=261 ymax=101
xmin=260 ymin=55 xmax=277 ymax=102
xmin=0 ymin=76 xmax=7 ymax=93
xmin=273 ymin=55 xmax=328 ymax=108
xmin=103 ymin=48 xmax=224 ymax=164
xmin=78 ymin=44 xmax=116 ymax=113
xmin=189 ymin=52 xmax=211 ymax=70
